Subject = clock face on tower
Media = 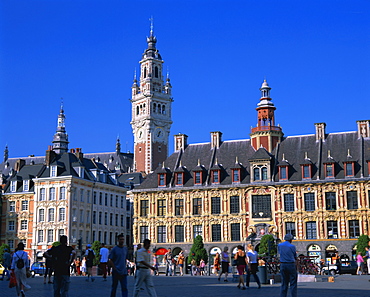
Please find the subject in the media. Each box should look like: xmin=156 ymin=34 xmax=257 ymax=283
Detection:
xmin=154 ymin=127 xmax=164 ymax=140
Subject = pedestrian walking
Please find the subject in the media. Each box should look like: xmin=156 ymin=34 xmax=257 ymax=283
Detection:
xmin=133 ymin=238 xmax=157 ymax=297
xmin=164 ymin=248 xmax=173 ymax=276
xmin=81 ymin=257 xmax=87 ymax=276
xmin=365 ymin=247 xmax=370 ymax=275
xmin=213 ymin=252 xmax=220 ymax=276
xmin=199 ymin=259 xmax=206 ymax=276
xmin=356 ymin=252 xmax=364 ymax=275
xmin=45 ymin=235 xmax=75 ymax=297
xmin=108 ymin=234 xmax=128 ymax=297
xmin=43 ymin=249 xmax=54 ymax=284
xmin=85 ymin=244 xmax=95 ymax=282
xmin=234 ymin=245 xmax=247 ymax=290
xmin=11 ymin=242 xmax=31 ymax=297
xmin=278 ymin=234 xmax=298 ymax=297
xmin=74 ymin=257 xmax=82 ymax=276
xmin=99 ymin=243 xmax=110 ymax=281
xmin=191 ymin=259 xmax=197 ymax=276
xmin=1 ymin=248 xmax=11 ymax=281
xmin=133 ymin=244 xmax=141 ymax=276
xmin=218 ymin=246 xmax=230 ymax=282
xmin=177 ymin=251 xmax=185 ymax=276
xmin=246 ymin=244 xmax=261 ymax=289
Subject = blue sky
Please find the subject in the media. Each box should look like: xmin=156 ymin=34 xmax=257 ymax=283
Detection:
xmin=1 ymin=0 xmax=369 ymax=159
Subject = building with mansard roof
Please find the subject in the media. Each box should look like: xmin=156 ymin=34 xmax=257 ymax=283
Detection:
xmin=132 ymin=79 xmax=370 ymax=265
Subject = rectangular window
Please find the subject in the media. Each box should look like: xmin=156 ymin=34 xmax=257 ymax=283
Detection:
xmin=302 ymin=165 xmax=311 ymax=179
xmin=230 ymin=196 xmax=240 ymax=214
xmin=126 ymin=199 xmax=130 ymax=211
xmin=110 ymin=213 xmax=113 ymax=225
xmin=59 ymin=208 xmax=66 ymax=221
xmin=80 ymin=210 xmax=84 ymax=223
xmin=175 ymin=225 xmax=184 ymax=242
xmin=23 ymin=180 xmax=29 ymax=192
xmin=111 ymin=195 xmax=114 ymax=207
xmin=194 ymin=171 xmax=202 ymax=185
xmin=349 ymin=220 xmax=360 ymax=238
xmin=105 ymin=212 xmax=108 ymax=225
xmin=285 ymin=222 xmax=296 ymax=238
xmin=49 ymin=187 xmax=56 ymax=200
xmin=211 ymin=197 xmax=221 ymax=214
xmin=48 ymin=208 xmax=55 ymax=222
xmin=92 ymin=231 xmax=96 ymax=242
xmin=87 ymin=191 xmax=90 ymax=203
xmin=51 ymin=166 xmax=57 ymax=177
xmin=158 ymin=174 xmax=166 ymax=186
xmin=20 ymin=220 xmax=27 ymax=230
xmin=121 ymin=196 xmax=124 ymax=208
xmin=231 ymin=223 xmax=240 ymax=241
xmin=306 ymin=221 xmax=317 ymax=239
xmin=157 ymin=199 xmax=166 ymax=216
xmin=115 ymin=214 xmax=118 ymax=226
xmin=93 ymin=192 xmax=97 ymax=204
xmin=253 ymin=167 xmax=260 ymax=181
xmin=252 ymin=195 xmax=271 ymax=218
xmin=279 ymin=166 xmax=287 ymax=180
xmin=140 ymin=200 xmax=149 ymax=217
xmin=232 ymin=169 xmax=240 ymax=183
xmin=58 ymin=229 xmax=64 ymax=239
xmin=86 ymin=211 xmax=90 ymax=223
xmin=9 ymin=201 xmax=15 ymax=212
xmin=327 ymin=220 xmax=338 ymax=238
xmin=8 ymin=240 xmax=14 ymax=249
xmin=304 ymin=193 xmax=315 ymax=211
xmin=193 ymin=198 xmax=202 ymax=215
xmin=126 ymin=217 xmax=130 ymax=228
xmin=325 ymin=163 xmax=334 ymax=177
xmin=39 ymin=209 xmax=45 ymax=222
xmin=105 ymin=193 xmax=108 ymax=206
xmin=157 ymin=226 xmax=166 ymax=243
xmin=325 ymin=192 xmax=337 ymax=211
xmin=60 ymin=187 xmax=66 ymax=200
xmin=99 ymin=193 xmax=102 ymax=205
xmin=11 ymin=181 xmax=16 ymax=192
xmin=284 ymin=194 xmax=295 ymax=212
xmin=48 ymin=230 xmax=53 ymax=243
xmin=116 ymin=195 xmax=118 ymax=207
xmin=98 ymin=231 xmax=101 ymax=242
xmin=8 ymin=221 xmax=15 ymax=231
xmin=93 ymin=211 xmax=96 ymax=224
xmin=175 ymin=199 xmax=184 ymax=216
xmin=212 ymin=224 xmax=221 ymax=242
xmin=99 ymin=212 xmax=102 ymax=224
xmin=345 ymin=162 xmax=354 ymax=176
xmin=38 ymin=230 xmax=44 ymax=243
xmin=347 ymin=191 xmax=358 ymax=210
xmin=80 ymin=189 xmax=84 ymax=202
xmin=140 ymin=226 xmax=148 ymax=243
xmin=212 ymin=171 xmax=219 ymax=184
xmin=21 ymin=200 xmax=28 ymax=211
xmin=193 ymin=225 xmax=202 ymax=238
xmin=40 ymin=188 xmax=46 ymax=201
xmin=121 ymin=215 xmax=124 ymax=227
xmin=175 ymin=173 xmax=183 ymax=186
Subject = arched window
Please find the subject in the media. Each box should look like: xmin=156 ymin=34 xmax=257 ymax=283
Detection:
xmin=153 ymin=103 xmax=157 ymax=113
xmin=262 ymin=167 xmax=268 ymax=180
xmin=253 ymin=168 xmax=260 ymax=181
xmin=136 ymin=106 xmax=139 ymax=115
xmin=158 ymin=105 xmax=162 ymax=114
xmin=162 ymin=105 xmax=166 ymax=114
xmin=143 ymin=67 xmax=147 ymax=78
xmin=155 ymin=66 xmax=159 ymax=78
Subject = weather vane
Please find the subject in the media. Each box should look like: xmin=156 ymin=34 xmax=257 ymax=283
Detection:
xmin=149 ymin=16 xmax=154 ymax=35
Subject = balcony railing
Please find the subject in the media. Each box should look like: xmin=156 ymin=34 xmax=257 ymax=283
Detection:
xmin=251 ymin=126 xmax=282 ymax=133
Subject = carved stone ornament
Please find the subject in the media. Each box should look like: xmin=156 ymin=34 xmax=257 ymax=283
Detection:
xmin=139 ymin=193 xmax=149 ymax=199
xmin=190 ymin=191 xmax=203 ymax=199
xmin=228 ymin=189 xmax=240 ymax=197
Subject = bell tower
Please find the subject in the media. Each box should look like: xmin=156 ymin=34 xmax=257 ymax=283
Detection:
xmin=130 ymin=21 xmax=173 ymax=174
xmin=52 ymin=103 xmax=69 ymax=154
xmin=250 ymin=80 xmax=283 ymax=152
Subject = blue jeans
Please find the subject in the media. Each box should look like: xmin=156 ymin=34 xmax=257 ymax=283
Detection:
xmin=53 ymin=275 xmax=70 ymax=297
xmin=110 ymin=270 xmax=128 ymax=297
xmin=280 ymin=263 xmax=297 ymax=297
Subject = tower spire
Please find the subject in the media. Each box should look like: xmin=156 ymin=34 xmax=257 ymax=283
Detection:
xmin=149 ymin=16 xmax=154 ymax=37
xmin=52 ymin=101 xmax=69 ymax=154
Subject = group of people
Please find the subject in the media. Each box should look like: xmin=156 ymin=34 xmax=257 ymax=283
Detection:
xmin=356 ymin=247 xmax=370 ymax=275
xmin=163 ymin=248 xmax=185 ymax=276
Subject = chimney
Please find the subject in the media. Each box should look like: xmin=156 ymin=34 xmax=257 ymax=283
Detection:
xmin=14 ymin=159 xmax=26 ymax=172
xmin=45 ymin=147 xmax=57 ymax=166
xmin=75 ymin=148 xmax=84 ymax=161
xmin=174 ymin=134 xmax=188 ymax=152
xmin=357 ymin=120 xmax=370 ymax=138
xmin=211 ymin=131 xmax=222 ymax=148
xmin=314 ymin=123 xmax=326 ymax=141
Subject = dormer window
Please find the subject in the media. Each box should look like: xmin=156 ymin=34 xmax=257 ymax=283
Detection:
xmin=325 ymin=163 xmax=335 ymax=178
xmin=232 ymin=169 xmax=240 ymax=183
xmin=279 ymin=166 xmax=288 ymax=180
xmin=194 ymin=171 xmax=202 ymax=185
xmin=211 ymin=170 xmax=220 ymax=184
xmin=10 ymin=181 xmax=17 ymax=192
xmin=302 ymin=165 xmax=311 ymax=179
xmin=51 ymin=166 xmax=57 ymax=177
xmin=23 ymin=180 xmax=29 ymax=192
xmin=253 ymin=166 xmax=268 ymax=181
xmin=345 ymin=162 xmax=354 ymax=177
xmin=175 ymin=172 xmax=184 ymax=186
xmin=158 ymin=173 xmax=166 ymax=187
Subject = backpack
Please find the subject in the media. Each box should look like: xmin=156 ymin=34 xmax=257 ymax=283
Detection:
xmin=87 ymin=249 xmax=94 ymax=261
xmin=16 ymin=252 xmax=25 ymax=269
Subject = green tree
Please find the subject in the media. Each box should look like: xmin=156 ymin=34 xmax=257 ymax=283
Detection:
xmin=188 ymin=235 xmax=208 ymax=265
xmin=52 ymin=241 xmax=61 ymax=247
xmin=356 ymin=235 xmax=369 ymax=256
xmin=0 ymin=243 xmax=10 ymax=264
xmin=92 ymin=241 xmax=101 ymax=266
xmin=258 ymin=234 xmax=277 ymax=257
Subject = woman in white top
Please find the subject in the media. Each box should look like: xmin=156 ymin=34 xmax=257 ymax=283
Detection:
xmin=11 ymin=242 xmax=31 ymax=297
xmin=246 ymin=244 xmax=261 ymax=289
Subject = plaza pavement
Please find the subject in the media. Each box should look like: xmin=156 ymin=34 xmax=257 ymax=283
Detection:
xmin=0 ymin=274 xmax=370 ymax=297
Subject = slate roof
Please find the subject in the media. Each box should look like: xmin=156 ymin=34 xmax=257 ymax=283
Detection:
xmin=136 ymin=131 xmax=370 ymax=190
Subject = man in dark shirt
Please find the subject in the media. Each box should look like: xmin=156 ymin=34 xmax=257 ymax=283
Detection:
xmin=45 ymin=235 xmax=75 ymax=297
xmin=0 ymin=248 xmax=11 ymax=281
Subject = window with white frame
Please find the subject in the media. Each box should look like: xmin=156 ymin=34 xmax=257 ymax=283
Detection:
xmin=39 ymin=209 xmax=45 ymax=222
xmin=11 ymin=180 xmax=16 ymax=192
xmin=20 ymin=220 xmax=27 ymax=230
xmin=8 ymin=220 xmax=15 ymax=231
xmin=59 ymin=208 xmax=66 ymax=221
xmin=40 ymin=188 xmax=46 ymax=201
xmin=38 ymin=230 xmax=44 ymax=243
xmin=157 ymin=225 xmax=166 ymax=243
xmin=193 ymin=225 xmax=203 ymax=238
xmin=51 ymin=166 xmax=57 ymax=177
xmin=9 ymin=201 xmax=15 ymax=212
xmin=21 ymin=200 xmax=28 ymax=211
xmin=48 ymin=208 xmax=55 ymax=222
xmin=48 ymin=230 xmax=53 ymax=242
xmin=60 ymin=187 xmax=66 ymax=200
xmin=8 ymin=240 xmax=14 ymax=249
xmin=23 ymin=180 xmax=29 ymax=192
xmin=49 ymin=187 xmax=56 ymax=200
